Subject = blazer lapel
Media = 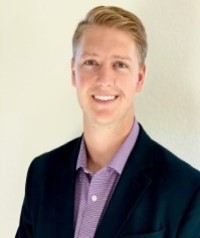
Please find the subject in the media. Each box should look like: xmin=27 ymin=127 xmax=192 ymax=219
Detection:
xmin=51 ymin=138 xmax=81 ymax=238
xmin=95 ymin=127 xmax=155 ymax=238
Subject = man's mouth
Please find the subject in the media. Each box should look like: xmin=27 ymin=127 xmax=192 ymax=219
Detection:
xmin=92 ymin=95 xmax=118 ymax=102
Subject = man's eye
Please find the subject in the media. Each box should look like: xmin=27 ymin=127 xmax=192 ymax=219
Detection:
xmin=114 ymin=62 xmax=128 ymax=69
xmin=84 ymin=60 xmax=97 ymax=66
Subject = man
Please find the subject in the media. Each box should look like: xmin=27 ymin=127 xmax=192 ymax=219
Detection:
xmin=16 ymin=6 xmax=200 ymax=238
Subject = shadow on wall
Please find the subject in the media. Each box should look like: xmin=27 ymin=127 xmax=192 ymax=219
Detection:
xmin=132 ymin=0 xmax=200 ymax=168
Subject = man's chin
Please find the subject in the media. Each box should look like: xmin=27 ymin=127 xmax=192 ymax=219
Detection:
xmin=84 ymin=113 xmax=115 ymax=126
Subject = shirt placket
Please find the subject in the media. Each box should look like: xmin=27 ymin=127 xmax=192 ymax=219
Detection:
xmin=77 ymin=169 xmax=110 ymax=238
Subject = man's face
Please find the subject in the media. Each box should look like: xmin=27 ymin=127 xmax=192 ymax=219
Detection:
xmin=71 ymin=25 xmax=146 ymax=126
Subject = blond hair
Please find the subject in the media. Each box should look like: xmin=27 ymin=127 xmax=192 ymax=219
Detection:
xmin=72 ymin=6 xmax=148 ymax=66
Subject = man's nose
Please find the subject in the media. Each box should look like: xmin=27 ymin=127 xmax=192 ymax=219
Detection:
xmin=96 ymin=64 xmax=115 ymax=87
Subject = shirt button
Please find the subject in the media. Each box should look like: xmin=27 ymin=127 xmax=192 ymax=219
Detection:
xmin=91 ymin=195 xmax=97 ymax=202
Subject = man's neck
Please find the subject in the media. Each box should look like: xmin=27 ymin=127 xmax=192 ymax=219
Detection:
xmin=83 ymin=118 xmax=134 ymax=172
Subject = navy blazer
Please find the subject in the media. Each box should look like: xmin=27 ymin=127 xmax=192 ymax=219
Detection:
xmin=15 ymin=126 xmax=200 ymax=238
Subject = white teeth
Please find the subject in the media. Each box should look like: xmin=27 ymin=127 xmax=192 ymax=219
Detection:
xmin=94 ymin=95 xmax=116 ymax=101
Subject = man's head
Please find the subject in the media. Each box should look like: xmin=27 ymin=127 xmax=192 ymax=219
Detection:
xmin=71 ymin=6 xmax=147 ymax=127
xmin=72 ymin=6 xmax=147 ymax=67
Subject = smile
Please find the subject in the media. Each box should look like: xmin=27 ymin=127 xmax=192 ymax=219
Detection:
xmin=93 ymin=95 xmax=118 ymax=101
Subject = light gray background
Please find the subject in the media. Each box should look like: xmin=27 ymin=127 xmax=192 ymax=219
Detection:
xmin=1 ymin=0 xmax=200 ymax=237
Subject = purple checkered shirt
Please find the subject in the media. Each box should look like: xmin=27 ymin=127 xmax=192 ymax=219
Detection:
xmin=74 ymin=121 xmax=140 ymax=238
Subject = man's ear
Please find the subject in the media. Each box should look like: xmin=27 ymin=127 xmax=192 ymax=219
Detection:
xmin=136 ymin=64 xmax=146 ymax=92
xmin=71 ymin=58 xmax=76 ymax=87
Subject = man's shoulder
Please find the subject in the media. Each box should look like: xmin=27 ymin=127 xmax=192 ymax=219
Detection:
xmin=28 ymin=136 xmax=82 ymax=175
xmin=139 ymin=125 xmax=200 ymax=183
xmin=154 ymin=140 xmax=200 ymax=180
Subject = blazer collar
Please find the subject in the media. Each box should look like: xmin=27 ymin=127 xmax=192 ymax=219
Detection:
xmin=95 ymin=126 xmax=156 ymax=238
xmin=50 ymin=137 xmax=81 ymax=238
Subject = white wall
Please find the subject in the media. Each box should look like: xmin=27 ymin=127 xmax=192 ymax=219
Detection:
xmin=1 ymin=0 xmax=200 ymax=237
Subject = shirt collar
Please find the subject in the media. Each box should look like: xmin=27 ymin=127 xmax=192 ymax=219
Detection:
xmin=76 ymin=120 xmax=140 ymax=175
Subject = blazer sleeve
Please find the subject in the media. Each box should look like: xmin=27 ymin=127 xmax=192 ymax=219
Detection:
xmin=15 ymin=162 xmax=34 ymax=238
xmin=176 ymin=187 xmax=200 ymax=238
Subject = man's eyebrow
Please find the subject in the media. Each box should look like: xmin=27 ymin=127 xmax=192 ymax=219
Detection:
xmin=112 ymin=55 xmax=132 ymax=61
xmin=80 ymin=52 xmax=99 ymax=57
xmin=80 ymin=53 xmax=132 ymax=61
